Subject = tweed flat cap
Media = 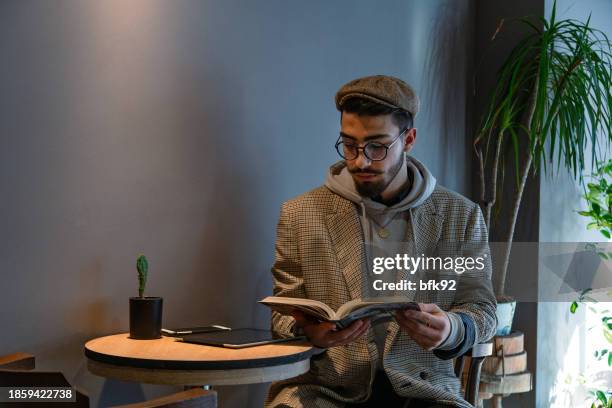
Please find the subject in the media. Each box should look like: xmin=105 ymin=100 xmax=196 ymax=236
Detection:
xmin=335 ymin=75 xmax=420 ymax=117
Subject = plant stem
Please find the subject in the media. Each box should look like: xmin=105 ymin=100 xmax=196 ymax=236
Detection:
xmin=495 ymin=74 xmax=540 ymax=296
xmin=475 ymin=128 xmax=502 ymax=231
xmin=496 ymin=149 xmax=533 ymax=296
xmin=488 ymin=130 xmax=505 ymax=229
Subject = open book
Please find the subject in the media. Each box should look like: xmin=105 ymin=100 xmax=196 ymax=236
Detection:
xmin=259 ymin=296 xmax=420 ymax=330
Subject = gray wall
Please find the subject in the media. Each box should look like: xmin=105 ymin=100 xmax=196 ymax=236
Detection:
xmin=0 ymin=1 xmax=475 ymax=406
xmin=473 ymin=1 xmax=543 ymax=407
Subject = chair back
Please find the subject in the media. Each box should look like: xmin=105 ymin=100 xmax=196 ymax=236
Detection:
xmin=0 ymin=352 xmax=89 ymax=408
xmin=454 ymin=342 xmax=493 ymax=407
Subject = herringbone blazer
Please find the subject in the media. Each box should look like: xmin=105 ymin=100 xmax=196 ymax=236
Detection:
xmin=265 ymin=185 xmax=497 ymax=408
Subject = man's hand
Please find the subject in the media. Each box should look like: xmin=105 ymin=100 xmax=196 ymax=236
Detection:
xmin=395 ymin=303 xmax=451 ymax=351
xmin=291 ymin=310 xmax=370 ymax=348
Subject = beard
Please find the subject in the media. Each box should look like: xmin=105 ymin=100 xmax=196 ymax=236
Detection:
xmin=349 ymin=153 xmax=405 ymax=198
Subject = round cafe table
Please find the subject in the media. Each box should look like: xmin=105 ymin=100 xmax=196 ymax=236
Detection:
xmin=84 ymin=333 xmax=321 ymax=387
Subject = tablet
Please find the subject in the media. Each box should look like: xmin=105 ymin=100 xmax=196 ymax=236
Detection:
xmin=178 ymin=328 xmax=305 ymax=349
xmin=161 ymin=325 xmax=231 ymax=336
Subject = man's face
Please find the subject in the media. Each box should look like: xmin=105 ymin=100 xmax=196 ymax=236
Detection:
xmin=339 ymin=111 xmax=416 ymax=198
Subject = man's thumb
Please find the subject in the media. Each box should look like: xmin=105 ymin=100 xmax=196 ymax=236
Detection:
xmin=418 ymin=303 xmax=442 ymax=313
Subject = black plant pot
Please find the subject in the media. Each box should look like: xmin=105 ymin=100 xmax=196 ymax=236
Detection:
xmin=129 ymin=297 xmax=163 ymax=339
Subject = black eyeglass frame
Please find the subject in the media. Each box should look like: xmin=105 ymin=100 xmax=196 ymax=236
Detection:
xmin=334 ymin=127 xmax=409 ymax=161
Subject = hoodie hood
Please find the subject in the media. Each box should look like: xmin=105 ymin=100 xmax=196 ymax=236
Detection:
xmin=325 ymin=154 xmax=437 ymax=301
xmin=324 ymin=155 xmax=437 ymax=215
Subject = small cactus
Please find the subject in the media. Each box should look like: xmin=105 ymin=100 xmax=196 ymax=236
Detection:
xmin=136 ymin=254 xmax=148 ymax=298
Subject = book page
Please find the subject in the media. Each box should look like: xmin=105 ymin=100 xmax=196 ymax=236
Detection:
xmin=259 ymin=296 xmax=336 ymax=320
xmin=336 ymin=296 xmax=418 ymax=318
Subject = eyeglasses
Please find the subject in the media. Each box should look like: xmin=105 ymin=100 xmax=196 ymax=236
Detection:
xmin=335 ymin=128 xmax=408 ymax=161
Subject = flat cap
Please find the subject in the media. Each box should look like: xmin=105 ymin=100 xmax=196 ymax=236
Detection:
xmin=335 ymin=74 xmax=420 ymax=117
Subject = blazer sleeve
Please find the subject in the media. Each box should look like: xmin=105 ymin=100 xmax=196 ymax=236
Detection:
xmin=269 ymin=202 xmax=306 ymax=338
xmin=433 ymin=203 xmax=498 ymax=360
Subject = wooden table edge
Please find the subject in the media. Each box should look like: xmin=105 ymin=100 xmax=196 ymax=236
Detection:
xmin=86 ymin=355 xmax=313 ymax=386
xmin=84 ymin=344 xmax=323 ymax=371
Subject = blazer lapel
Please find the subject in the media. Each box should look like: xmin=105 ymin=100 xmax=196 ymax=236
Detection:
xmin=325 ymin=197 xmax=367 ymax=302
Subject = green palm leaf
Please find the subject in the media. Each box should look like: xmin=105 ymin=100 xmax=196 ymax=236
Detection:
xmin=474 ymin=0 xmax=612 ymax=296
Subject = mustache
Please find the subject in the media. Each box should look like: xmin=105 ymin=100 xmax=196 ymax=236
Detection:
xmin=348 ymin=168 xmax=383 ymax=175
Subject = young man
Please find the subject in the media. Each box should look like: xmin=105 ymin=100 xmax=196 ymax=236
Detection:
xmin=265 ymin=75 xmax=497 ymax=408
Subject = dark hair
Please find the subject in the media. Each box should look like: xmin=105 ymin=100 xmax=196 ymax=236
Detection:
xmin=340 ymin=97 xmax=413 ymax=130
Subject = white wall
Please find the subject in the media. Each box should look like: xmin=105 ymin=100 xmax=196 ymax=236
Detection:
xmin=537 ymin=1 xmax=612 ymax=406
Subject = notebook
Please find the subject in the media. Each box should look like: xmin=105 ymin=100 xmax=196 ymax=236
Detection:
xmin=178 ymin=328 xmax=305 ymax=349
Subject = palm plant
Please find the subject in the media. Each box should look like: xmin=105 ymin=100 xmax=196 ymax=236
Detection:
xmin=474 ymin=1 xmax=612 ymax=299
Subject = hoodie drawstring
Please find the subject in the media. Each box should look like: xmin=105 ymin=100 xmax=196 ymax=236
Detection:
xmin=360 ymin=201 xmax=372 ymax=269
xmin=407 ymin=208 xmax=418 ymax=255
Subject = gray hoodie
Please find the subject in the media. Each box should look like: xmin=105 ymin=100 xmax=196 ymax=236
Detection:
xmin=324 ymin=154 xmax=464 ymax=369
xmin=325 ymin=154 xmax=437 ymax=279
